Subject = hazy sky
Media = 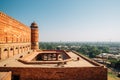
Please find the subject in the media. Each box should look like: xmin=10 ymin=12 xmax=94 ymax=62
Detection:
xmin=0 ymin=0 xmax=120 ymax=42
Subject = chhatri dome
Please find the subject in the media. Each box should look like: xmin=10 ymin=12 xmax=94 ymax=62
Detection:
xmin=30 ymin=22 xmax=38 ymax=28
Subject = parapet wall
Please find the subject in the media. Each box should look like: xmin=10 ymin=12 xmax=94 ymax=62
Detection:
xmin=0 ymin=71 xmax=11 ymax=80
xmin=0 ymin=67 xmax=107 ymax=80
xmin=72 ymin=50 xmax=103 ymax=66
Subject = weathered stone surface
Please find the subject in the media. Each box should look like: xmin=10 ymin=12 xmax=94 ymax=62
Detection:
xmin=0 ymin=71 xmax=11 ymax=80
xmin=0 ymin=12 xmax=31 ymax=60
xmin=0 ymin=67 xmax=107 ymax=80
xmin=0 ymin=12 xmax=31 ymax=44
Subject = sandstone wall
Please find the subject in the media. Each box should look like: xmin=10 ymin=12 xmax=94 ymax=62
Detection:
xmin=0 ymin=12 xmax=31 ymax=60
xmin=0 ymin=12 xmax=31 ymax=43
xmin=0 ymin=43 xmax=31 ymax=60
xmin=0 ymin=72 xmax=11 ymax=80
xmin=0 ymin=67 xmax=107 ymax=80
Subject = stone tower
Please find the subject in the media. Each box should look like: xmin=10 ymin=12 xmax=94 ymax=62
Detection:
xmin=30 ymin=22 xmax=39 ymax=50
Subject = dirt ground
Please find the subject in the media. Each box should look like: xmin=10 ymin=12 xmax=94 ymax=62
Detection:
xmin=108 ymin=69 xmax=120 ymax=80
xmin=108 ymin=75 xmax=119 ymax=80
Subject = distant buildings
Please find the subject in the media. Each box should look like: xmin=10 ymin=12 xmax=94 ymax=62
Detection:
xmin=109 ymin=47 xmax=120 ymax=54
xmin=96 ymin=53 xmax=120 ymax=60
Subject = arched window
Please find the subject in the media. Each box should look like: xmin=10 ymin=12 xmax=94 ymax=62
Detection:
xmin=4 ymin=48 xmax=8 ymax=51
xmin=10 ymin=48 xmax=13 ymax=50
xmin=16 ymin=47 xmax=18 ymax=49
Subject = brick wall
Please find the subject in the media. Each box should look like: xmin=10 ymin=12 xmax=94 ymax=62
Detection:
xmin=0 ymin=67 xmax=107 ymax=80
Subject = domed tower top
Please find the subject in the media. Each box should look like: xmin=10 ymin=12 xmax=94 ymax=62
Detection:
xmin=30 ymin=22 xmax=38 ymax=28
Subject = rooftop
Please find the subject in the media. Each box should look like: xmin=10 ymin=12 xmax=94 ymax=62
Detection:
xmin=0 ymin=50 xmax=101 ymax=68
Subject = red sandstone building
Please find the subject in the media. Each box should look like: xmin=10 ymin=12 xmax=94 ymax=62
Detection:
xmin=0 ymin=12 xmax=107 ymax=80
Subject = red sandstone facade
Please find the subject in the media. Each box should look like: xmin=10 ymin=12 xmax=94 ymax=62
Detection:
xmin=0 ymin=12 xmax=31 ymax=44
xmin=0 ymin=12 xmax=38 ymax=60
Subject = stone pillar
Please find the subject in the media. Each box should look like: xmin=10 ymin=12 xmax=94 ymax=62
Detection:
xmin=47 ymin=54 xmax=49 ymax=60
xmin=0 ymin=48 xmax=2 ymax=60
xmin=51 ymin=54 xmax=53 ymax=60
xmin=0 ymin=48 xmax=1 ymax=60
xmin=21 ymin=47 xmax=23 ymax=53
xmin=7 ymin=47 xmax=10 ymax=58
xmin=20 ymin=47 xmax=22 ymax=53
xmin=56 ymin=54 xmax=59 ymax=60
xmin=13 ymin=46 xmax=15 ymax=55
xmin=18 ymin=46 xmax=20 ymax=54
